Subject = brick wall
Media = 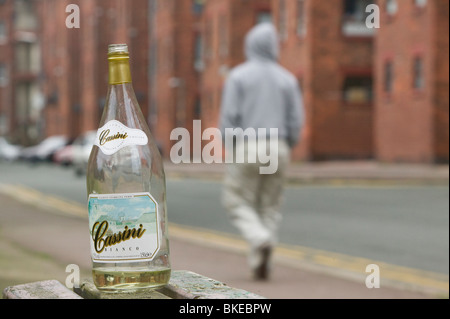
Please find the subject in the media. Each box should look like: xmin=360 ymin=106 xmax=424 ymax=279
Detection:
xmin=271 ymin=0 xmax=311 ymax=160
xmin=199 ymin=0 xmax=271 ymax=155
xmin=0 ymin=0 xmax=14 ymax=137
xmin=273 ymin=0 xmax=374 ymax=160
xmin=1 ymin=0 xmax=447 ymax=163
xmin=40 ymin=0 xmax=151 ymax=141
xmin=150 ymin=0 xmax=196 ymax=157
xmin=374 ymin=0 xmax=448 ymax=163
xmin=433 ymin=0 xmax=449 ymax=162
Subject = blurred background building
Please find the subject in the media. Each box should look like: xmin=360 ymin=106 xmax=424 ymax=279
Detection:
xmin=0 ymin=0 xmax=448 ymax=163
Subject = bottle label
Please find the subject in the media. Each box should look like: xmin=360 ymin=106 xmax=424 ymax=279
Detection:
xmin=94 ymin=120 xmax=148 ymax=155
xmin=88 ymin=192 xmax=160 ymax=263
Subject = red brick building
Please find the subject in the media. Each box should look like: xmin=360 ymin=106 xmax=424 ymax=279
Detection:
xmin=37 ymin=0 xmax=150 ymax=141
xmin=0 ymin=0 xmax=42 ymax=145
xmin=199 ymin=0 xmax=271 ymax=148
xmin=149 ymin=0 xmax=203 ymax=156
xmin=0 ymin=0 xmax=14 ymax=137
xmin=178 ymin=0 xmax=377 ymax=161
xmin=374 ymin=0 xmax=449 ymax=163
xmin=0 ymin=0 xmax=448 ymax=163
xmin=272 ymin=0 xmax=376 ymax=160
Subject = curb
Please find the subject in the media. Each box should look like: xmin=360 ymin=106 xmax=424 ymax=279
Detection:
xmin=163 ymin=162 xmax=449 ymax=186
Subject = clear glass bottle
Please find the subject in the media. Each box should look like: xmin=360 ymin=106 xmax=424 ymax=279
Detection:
xmin=86 ymin=44 xmax=170 ymax=292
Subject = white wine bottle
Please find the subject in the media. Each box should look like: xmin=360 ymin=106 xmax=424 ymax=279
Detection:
xmin=86 ymin=44 xmax=170 ymax=292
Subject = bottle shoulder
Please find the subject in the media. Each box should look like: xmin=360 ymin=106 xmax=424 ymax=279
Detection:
xmin=86 ymin=145 xmax=165 ymax=196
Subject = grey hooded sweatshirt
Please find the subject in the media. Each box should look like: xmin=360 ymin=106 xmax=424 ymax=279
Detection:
xmin=219 ymin=23 xmax=304 ymax=148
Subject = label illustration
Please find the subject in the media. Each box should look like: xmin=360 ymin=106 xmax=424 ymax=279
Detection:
xmin=88 ymin=193 xmax=160 ymax=263
xmin=95 ymin=120 xmax=148 ymax=155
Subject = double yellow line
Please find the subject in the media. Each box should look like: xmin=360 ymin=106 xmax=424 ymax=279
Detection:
xmin=0 ymin=183 xmax=448 ymax=297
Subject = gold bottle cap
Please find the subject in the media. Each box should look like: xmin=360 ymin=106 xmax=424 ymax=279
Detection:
xmin=108 ymin=44 xmax=129 ymax=55
xmin=108 ymin=44 xmax=131 ymax=84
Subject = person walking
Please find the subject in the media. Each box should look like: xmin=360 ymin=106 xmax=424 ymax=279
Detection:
xmin=219 ymin=23 xmax=304 ymax=280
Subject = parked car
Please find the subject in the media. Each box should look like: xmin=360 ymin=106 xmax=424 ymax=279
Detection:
xmin=0 ymin=137 xmax=22 ymax=161
xmin=19 ymin=135 xmax=69 ymax=163
xmin=73 ymin=131 xmax=96 ymax=176
xmin=53 ymin=144 xmax=75 ymax=166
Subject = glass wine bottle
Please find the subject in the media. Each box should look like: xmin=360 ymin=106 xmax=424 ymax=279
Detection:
xmin=86 ymin=44 xmax=170 ymax=292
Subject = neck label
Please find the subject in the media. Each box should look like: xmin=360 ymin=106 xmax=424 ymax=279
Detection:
xmin=95 ymin=120 xmax=148 ymax=155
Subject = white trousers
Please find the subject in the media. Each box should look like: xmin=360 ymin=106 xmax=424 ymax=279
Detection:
xmin=222 ymin=139 xmax=290 ymax=269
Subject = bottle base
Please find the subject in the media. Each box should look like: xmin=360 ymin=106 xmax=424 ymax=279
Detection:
xmin=93 ymin=267 xmax=171 ymax=293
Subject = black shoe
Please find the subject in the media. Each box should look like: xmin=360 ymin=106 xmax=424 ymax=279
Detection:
xmin=253 ymin=246 xmax=272 ymax=281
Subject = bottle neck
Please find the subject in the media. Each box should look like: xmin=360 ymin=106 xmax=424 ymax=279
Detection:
xmin=108 ymin=53 xmax=132 ymax=85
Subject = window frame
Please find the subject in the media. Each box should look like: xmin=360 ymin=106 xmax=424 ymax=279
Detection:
xmin=342 ymin=72 xmax=374 ymax=106
xmin=384 ymin=60 xmax=394 ymax=94
xmin=278 ymin=0 xmax=288 ymax=41
xmin=412 ymin=55 xmax=425 ymax=91
xmin=342 ymin=0 xmax=376 ymax=37
xmin=296 ymin=0 xmax=307 ymax=38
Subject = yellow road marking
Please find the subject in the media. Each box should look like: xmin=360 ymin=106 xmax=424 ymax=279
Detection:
xmin=0 ymin=183 xmax=448 ymax=296
xmin=0 ymin=183 xmax=87 ymax=218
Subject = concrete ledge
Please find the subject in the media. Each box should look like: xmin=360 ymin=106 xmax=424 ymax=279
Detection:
xmin=3 ymin=280 xmax=82 ymax=299
xmin=157 ymin=271 xmax=265 ymax=299
xmin=3 ymin=271 xmax=265 ymax=299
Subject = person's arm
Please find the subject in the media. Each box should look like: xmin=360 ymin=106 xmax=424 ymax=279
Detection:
xmin=285 ymin=80 xmax=304 ymax=148
xmin=219 ymin=74 xmax=241 ymax=137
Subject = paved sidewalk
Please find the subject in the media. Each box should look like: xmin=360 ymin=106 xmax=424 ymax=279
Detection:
xmin=0 ymin=193 xmax=444 ymax=299
xmin=163 ymin=160 xmax=449 ymax=184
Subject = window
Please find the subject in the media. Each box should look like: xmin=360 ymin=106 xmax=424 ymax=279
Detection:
xmin=256 ymin=11 xmax=272 ymax=24
xmin=194 ymin=96 xmax=202 ymax=119
xmin=193 ymin=33 xmax=204 ymax=72
xmin=0 ymin=20 xmax=7 ymax=43
xmin=14 ymin=0 xmax=38 ymax=30
xmin=414 ymin=0 xmax=427 ymax=8
xmin=342 ymin=0 xmax=375 ymax=36
xmin=343 ymin=76 xmax=373 ymax=104
xmin=384 ymin=61 xmax=394 ymax=93
xmin=204 ymin=19 xmax=213 ymax=60
xmin=278 ymin=0 xmax=287 ymax=40
xmin=0 ymin=63 xmax=8 ymax=87
xmin=386 ymin=0 xmax=398 ymax=15
xmin=413 ymin=57 xmax=424 ymax=90
xmin=15 ymin=42 xmax=32 ymax=72
xmin=297 ymin=0 xmax=306 ymax=37
xmin=192 ymin=0 xmax=205 ymax=15
xmin=219 ymin=15 xmax=228 ymax=58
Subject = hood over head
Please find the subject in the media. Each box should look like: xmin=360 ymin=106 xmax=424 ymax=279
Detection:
xmin=245 ymin=23 xmax=279 ymax=62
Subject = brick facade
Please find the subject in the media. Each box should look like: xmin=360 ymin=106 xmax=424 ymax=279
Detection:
xmin=199 ymin=0 xmax=271 ymax=149
xmin=434 ymin=0 xmax=449 ymax=163
xmin=1 ymin=0 xmax=42 ymax=145
xmin=0 ymin=0 xmax=448 ymax=163
xmin=149 ymin=0 xmax=201 ymax=157
xmin=0 ymin=0 xmax=13 ymax=137
xmin=272 ymin=0 xmax=375 ymax=160
xmin=38 ymin=0 xmax=150 ymax=141
xmin=374 ymin=0 xmax=449 ymax=163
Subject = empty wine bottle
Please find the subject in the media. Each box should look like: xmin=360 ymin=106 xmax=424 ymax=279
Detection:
xmin=86 ymin=44 xmax=170 ymax=292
